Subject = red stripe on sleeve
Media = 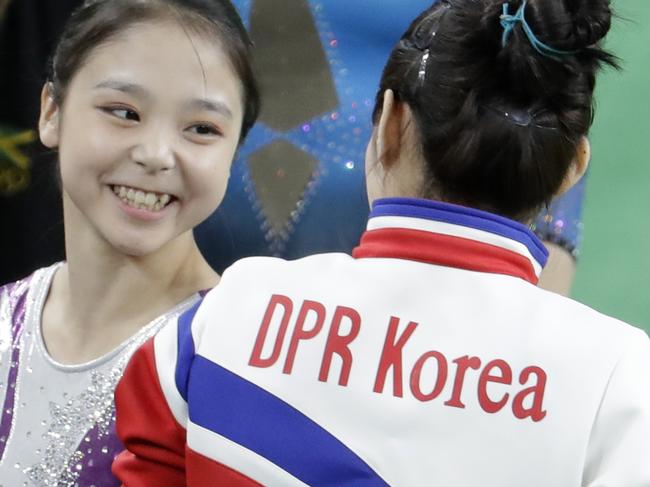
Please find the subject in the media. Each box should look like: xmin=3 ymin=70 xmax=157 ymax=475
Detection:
xmin=187 ymin=447 xmax=263 ymax=486
xmin=112 ymin=338 xmax=187 ymax=487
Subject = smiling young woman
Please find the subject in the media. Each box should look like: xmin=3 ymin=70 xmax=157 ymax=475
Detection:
xmin=0 ymin=0 xmax=259 ymax=484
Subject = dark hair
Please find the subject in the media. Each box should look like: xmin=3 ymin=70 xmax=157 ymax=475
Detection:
xmin=48 ymin=0 xmax=260 ymax=141
xmin=373 ymin=0 xmax=618 ymax=220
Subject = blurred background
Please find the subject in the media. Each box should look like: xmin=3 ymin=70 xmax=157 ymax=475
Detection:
xmin=571 ymin=0 xmax=650 ymax=331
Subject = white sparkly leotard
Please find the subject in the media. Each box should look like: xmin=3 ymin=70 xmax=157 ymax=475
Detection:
xmin=0 ymin=263 xmax=200 ymax=486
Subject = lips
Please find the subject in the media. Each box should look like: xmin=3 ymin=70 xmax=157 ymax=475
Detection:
xmin=111 ymin=185 xmax=174 ymax=212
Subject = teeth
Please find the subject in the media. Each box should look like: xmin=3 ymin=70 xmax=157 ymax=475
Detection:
xmin=111 ymin=185 xmax=173 ymax=212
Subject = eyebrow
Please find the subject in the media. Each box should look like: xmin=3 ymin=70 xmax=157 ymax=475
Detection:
xmin=187 ymin=98 xmax=233 ymax=120
xmin=93 ymin=79 xmax=233 ymax=120
xmin=93 ymin=79 xmax=149 ymax=98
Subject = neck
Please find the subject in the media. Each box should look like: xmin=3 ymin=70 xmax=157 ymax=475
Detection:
xmin=42 ymin=196 xmax=217 ymax=363
xmin=63 ymin=229 xmax=213 ymax=321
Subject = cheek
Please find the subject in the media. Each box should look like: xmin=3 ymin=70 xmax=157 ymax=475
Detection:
xmin=57 ymin=140 xmax=91 ymax=190
xmin=207 ymin=164 xmax=231 ymax=204
xmin=57 ymin=115 xmax=118 ymax=172
xmin=189 ymin=157 xmax=233 ymax=215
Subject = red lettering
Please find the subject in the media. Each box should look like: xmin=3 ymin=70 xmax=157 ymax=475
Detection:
xmin=318 ymin=306 xmax=361 ymax=386
xmin=283 ymin=300 xmax=326 ymax=374
xmin=249 ymin=294 xmax=293 ymax=368
xmin=373 ymin=317 xmax=418 ymax=397
xmin=444 ymin=355 xmax=481 ymax=408
xmin=410 ymin=351 xmax=448 ymax=402
xmin=512 ymin=366 xmax=547 ymax=422
xmin=477 ymin=359 xmax=512 ymax=413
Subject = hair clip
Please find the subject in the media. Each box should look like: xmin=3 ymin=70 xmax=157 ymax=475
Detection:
xmin=409 ymin=2 xmax=451 ymax=86
xmin=483 ymin=103 xmax=558 ymax=130
xmin=418 ymin=49 xmax=431 ymax=85
xmin=500 ymin=1 xmax=577 ymax=61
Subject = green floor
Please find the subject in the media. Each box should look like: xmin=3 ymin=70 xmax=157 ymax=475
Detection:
xmin=572 ymin=0 xmax=650 ymax=333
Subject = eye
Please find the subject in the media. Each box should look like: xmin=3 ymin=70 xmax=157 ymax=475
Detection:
xmin=187 ymin=123 xmax=221 ymax=137
xmin=102 ymin=106 xmax=140 ymax=122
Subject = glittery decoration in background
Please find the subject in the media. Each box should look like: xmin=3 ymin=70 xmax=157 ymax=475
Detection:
xmin=243 ymin=0 xmax=336 ymax=253
xmin=194 ymin=0 xmax=588 ymax=272
xmin=247 ymin=141 xmax=319 ymax=253
xmin=532 ymin=174 xmax=587 ymax=258
xmin=250 ymin=0 xmax=338 ymax=132
xmin=194 ymin=0 xmax=372 ymax=270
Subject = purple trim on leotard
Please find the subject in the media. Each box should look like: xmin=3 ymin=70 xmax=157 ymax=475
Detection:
xmin=0 ymin=278 xmax=31 ymax=461
xmin=68 ymin=418 xmax=123 ymax=487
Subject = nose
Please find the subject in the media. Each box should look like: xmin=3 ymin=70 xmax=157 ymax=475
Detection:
xmin=130 ymin=125 xmax=176 ymax=173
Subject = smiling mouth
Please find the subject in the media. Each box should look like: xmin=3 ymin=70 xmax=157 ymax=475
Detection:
xmin=111 ymin=185 xmax=175 ymax=212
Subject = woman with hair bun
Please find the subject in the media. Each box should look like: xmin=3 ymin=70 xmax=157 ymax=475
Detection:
xmin=115 ymin=1 xmax=650 ymax=485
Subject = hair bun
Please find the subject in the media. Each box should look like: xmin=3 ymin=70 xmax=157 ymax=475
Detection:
xmin=566 ymin=0 xmax=612 ymax=49
xmin=500 ymin=0 xmax=614 ymax=54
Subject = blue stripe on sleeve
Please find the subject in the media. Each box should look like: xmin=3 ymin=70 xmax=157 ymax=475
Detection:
xmin=175 ymin=299 xmax=202 ymax=402
xmin=188 ymin=357 xmax=389 ymax=486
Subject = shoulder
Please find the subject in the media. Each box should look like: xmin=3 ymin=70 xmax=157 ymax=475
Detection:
xmin=1 ymin=269 xmax=36 ymax=302
xmin=542 ymin=287 xmax=644 ymax=338
xmin=527 ymin=284 xmax=649 ymax=370
xmin=190 ymin=253 xmax=355 ymax=331
xmin=219 ymin=253 xmax=354 ymax=287
xmin=1 ymin=263 xmax=61 ymax=294
xmin=226 ymin=252 xmax=354 ymax=271
xmin=0 ymin=264 xmax=58 ymax=327
xmin=0 ymin=265 xmax=57 ymax=354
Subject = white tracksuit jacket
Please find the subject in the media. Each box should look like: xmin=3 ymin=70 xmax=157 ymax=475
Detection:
xmin=114 ymin=198 xmax=650 ymax=487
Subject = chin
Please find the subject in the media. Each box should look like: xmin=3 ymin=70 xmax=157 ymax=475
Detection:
xmin=109 ymin=236 xmax=166 ymax=258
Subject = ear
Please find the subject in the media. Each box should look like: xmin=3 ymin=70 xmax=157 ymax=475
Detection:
xmin=375 ymin=89 xmax=405 ymax=170
xmin=38 ymin=83 xmax=61 ymax=149
xmin=556 ymin=137 xmax=590 ymax=197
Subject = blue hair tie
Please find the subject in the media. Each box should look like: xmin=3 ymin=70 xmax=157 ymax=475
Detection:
xmin=500 ymin=1 xmax=577 ymax=61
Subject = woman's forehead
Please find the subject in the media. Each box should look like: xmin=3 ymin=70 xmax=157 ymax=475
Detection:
xmin=75 ymin=21 xmax=241 ymax=102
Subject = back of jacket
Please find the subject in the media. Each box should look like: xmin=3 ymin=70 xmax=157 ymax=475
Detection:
xmin=113 ymin=199 xmax=650 ymax=487
xmin=183 ymin=253 xmax=649 ymax=486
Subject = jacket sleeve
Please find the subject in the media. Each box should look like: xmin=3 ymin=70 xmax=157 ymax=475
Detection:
xmin=583 ymin=329 xmax=650 ymax=486
xmin=113 ymin=301 xmax=202 ymax=486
